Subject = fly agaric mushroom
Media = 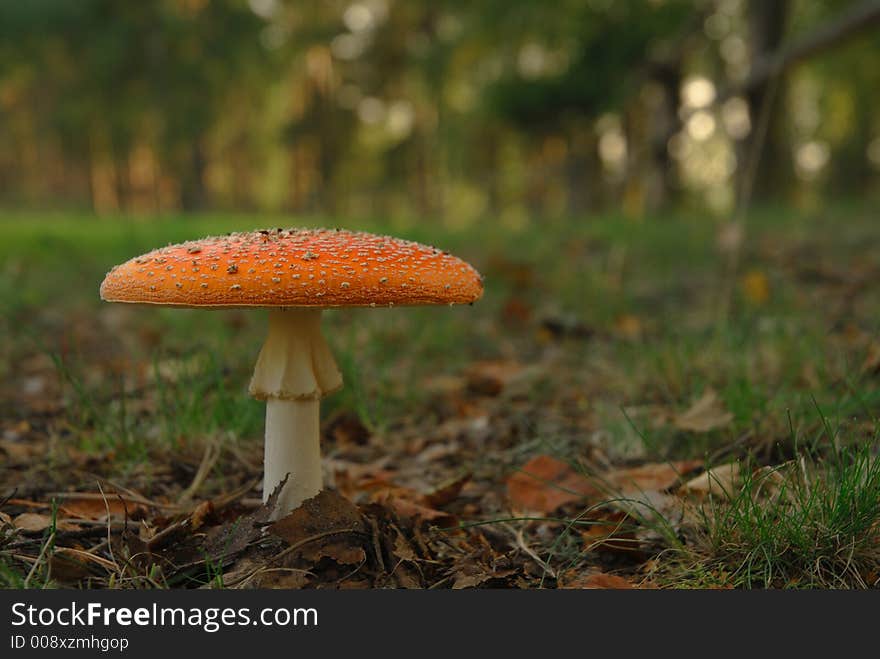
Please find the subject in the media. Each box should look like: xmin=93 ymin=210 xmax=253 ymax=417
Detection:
xmin=100 ymin=228 xmax=483 ymax=518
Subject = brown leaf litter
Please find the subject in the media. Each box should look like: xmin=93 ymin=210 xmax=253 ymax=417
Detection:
xmin=506 ymin=454 xmax=701 ymax=514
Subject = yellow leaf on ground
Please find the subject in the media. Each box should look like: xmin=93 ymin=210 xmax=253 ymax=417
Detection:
xmin=742 ymin=270 xmax=770 ymax=305
xmin=614 ymin=314 xmax=643 ymax=340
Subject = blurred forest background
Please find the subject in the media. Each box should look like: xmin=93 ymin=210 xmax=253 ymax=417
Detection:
xmin=2 ymin=0 xmax=879 ymax=222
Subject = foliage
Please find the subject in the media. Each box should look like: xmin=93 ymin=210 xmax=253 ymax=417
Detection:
xmin=0 ymin=0 xmax=877 ymax=215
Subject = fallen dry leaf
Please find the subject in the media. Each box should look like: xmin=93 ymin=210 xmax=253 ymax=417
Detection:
xmin=681 ymin=463 xmax=741 ymax=498
xmin=750 ymin=464 xmax=794 ymax=501
xmin=13 ymin=513 xmax=81 ymax=533
xmin=202 ymin=478 xmax=284 ymax=562
xmin=250 ymin=571 xmax=311 ymax=589
xmin=507 ymin=456 xmax=700 ymax=514
xmin=269 ymin=490 xmax=368 ymax=565
xmin=506 ymin=455 xmax=599 ymax=513
xmin=190 ymin=500 xmax=215 ymax=530
xmin=371 ymin=489 xmax=457 ymax=527
xmin=614 ymin=314 xmax=643 ymax=340
xmin=384 ymin=495 xmax=451 ymax=523
xmin=862 ymin=343 xmax=880 ymax=375
xmin=50 ymin=548 xmax=116 ymax=583
xmin=424 ymin=473 xmax=471 ymax=508
xmin=58 ymin=494 xmax=147 ymax=521
xmin=465 ymin=360 xmax=524 ymax=396
xmin=452 ymin=566 xmax=517 ymax=589
xmin=391 ymin=527 xmax=417 ymax=562
xmin=608 ymin=460 xmax=701 ymax=494
xmin=500 ymin=297 xmax=533 ymax=324
xmin=449 ymin=547 xmax=518 ymax=589
xmin=611 ymin=489 xmax=690 ymax=545
xmin=0 ymin=439 xmax=45 ymax=462
xmin=579 ymin=510 xmax=639 ymax=554
xmin=323 ymin=410 xmax=371 ymax=446
xmin=329 ymin=456 xmax=396 ymax=500
xmin=423 ymin=373 xmax=467 ymax=397
xmin=334 ymin=461 xmax=464 ymax=525
xmin=559 ymin=570 xmax=634 ymax=589
xmin=674 ymin=389 xmax=733 ymax=433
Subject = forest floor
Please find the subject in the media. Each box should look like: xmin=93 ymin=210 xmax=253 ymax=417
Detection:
xmin=2 ymin=205 xmax=880 ymax=589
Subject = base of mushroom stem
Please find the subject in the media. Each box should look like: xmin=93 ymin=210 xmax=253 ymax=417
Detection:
xmin=263 ymin=397 xmax=322 ymax=520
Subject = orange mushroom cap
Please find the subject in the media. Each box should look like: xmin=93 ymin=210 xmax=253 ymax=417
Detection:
xmin=100 ymin=228 xmax=483 ymax=308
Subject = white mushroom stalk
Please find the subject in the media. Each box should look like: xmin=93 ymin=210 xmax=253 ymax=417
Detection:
xmin=249 ymin=308 xmax=342 ymax=518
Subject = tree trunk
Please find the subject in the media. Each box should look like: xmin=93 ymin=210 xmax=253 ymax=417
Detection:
xmin=741 ymin=0 xmax=790 ymax=203
xmin=180 ymin=141 xmax=208 ymax=212
xmin=565 ymin=127 xmax=598 ymax=216
xmin=112 ymin=144 xmax=130 ymax=213
xmin=647 ymin=61 xmax=682 ymax=211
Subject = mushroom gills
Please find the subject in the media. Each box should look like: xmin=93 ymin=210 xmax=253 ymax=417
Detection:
xmin=249 ymin=308 xmax=342 ymax=400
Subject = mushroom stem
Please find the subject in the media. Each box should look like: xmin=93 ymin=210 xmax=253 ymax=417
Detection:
xmin=250 ymin=308 xmax=343 ymax=519
xmin=263 ymin=398 xmax=321 ymax=516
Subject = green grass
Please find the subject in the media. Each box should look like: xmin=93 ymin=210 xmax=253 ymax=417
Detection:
xmin=674 ymin=438 xmax=880 ymax=589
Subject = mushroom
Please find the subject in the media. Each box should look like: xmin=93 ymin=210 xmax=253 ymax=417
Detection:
xmin=99 ymin=228 xmax=483 ymax=518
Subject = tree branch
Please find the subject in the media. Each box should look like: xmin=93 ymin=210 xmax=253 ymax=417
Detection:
xmin=724 ymin=0 xmax=880 ymax=103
